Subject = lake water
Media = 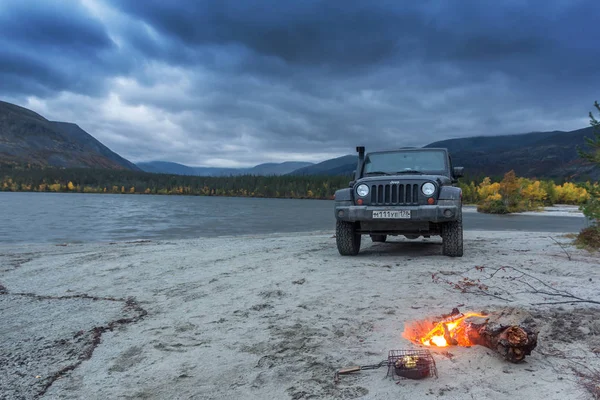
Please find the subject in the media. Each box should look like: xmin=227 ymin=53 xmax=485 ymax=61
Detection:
xmin=0 ymin=192 xmax=336 ymax=245
xmin=0 ymin=192 xmax=586 ymax=245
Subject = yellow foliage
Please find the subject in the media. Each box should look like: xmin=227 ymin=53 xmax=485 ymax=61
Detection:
xmin=144 ymin=188 xmax=151 ymax=194
xmin=555 ymin=182 xmax=590 ymax=204
xmin=130 ymin=186 xmax=135 ymax=193
xmin=67 ymin=181 xmax=75 ymax=191
xmin=49 ymin=183 xmax=61 ymax=192
xmin=486 ymin=193 xmax=502 ymax=201
xmin=521 ymin=180 xmax=547 ymax=202
xmin=478 ymin=178 xmax=501 ymax=200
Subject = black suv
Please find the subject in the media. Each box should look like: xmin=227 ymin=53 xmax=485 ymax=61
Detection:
xmin=334 ymin=146 xmax=464 ymax=257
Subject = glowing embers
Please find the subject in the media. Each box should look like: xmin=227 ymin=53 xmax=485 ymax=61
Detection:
xmin=403 ymin=309 xmax=487 ymax=348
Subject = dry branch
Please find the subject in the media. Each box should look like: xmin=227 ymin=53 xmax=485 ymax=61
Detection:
xmin=432 ymin=265 xmax=600 ymax=306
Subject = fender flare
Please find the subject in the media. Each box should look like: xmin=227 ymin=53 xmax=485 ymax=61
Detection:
xmin=438 ymin=186 xmax=462 ymax=200
xmin=334 ymin=188 xmax=353 ymax=202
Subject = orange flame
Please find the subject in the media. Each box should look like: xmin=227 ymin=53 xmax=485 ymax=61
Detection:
xmin=403 ymin=312 xmax=487 ymax=347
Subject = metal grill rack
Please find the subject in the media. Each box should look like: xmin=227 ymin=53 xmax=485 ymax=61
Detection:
xmin=386 ymin=349 xmax=437 ymax=380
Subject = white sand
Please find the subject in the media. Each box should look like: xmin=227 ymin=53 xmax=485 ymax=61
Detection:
xmin=1 ymin=231 xmax=599 ymax=399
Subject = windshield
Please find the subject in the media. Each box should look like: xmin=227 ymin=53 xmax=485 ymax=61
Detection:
xmin=363 ymin=150 xmax=447 ymax=175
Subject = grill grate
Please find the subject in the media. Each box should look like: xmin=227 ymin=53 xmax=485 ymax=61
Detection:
xmin=370 ymin=183 xmax=419 ymax=205
xmin=387 ymin=349 xmax=437 ymax=380
xmin=334 ymin=349 xmax=437 ymax=384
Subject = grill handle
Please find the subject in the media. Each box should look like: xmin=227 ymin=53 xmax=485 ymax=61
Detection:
xmin=337 ymin=366 xmax=361 ymax=374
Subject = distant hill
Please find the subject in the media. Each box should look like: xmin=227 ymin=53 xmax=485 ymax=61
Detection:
xmin=285 ymin=127 xmax=599 ymax=180
xmin=287 ymin=155 xmax=357 ymax=176
xmin=136 ymin=161 xmax=206 ymax=175
xmin=247 ymin=161 xmax=313 ymax=175
xmin=0 ymin=101 xmax=139 ymax=170
xmin=137 ymin=160 xmax=313 ymax=176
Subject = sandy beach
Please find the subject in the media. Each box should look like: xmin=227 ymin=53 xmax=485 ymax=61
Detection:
xmin=1 ymin=230 xmax=599 ymax=400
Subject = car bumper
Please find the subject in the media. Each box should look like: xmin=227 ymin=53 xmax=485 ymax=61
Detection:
xmin=334 ymin=203 xmax=460 ymax=223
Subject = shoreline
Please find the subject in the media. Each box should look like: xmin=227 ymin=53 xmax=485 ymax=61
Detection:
xmin=1 ymin=231 xmax=599 ymax=399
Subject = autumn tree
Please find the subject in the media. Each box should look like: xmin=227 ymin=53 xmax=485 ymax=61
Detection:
xmin=499 ymin=170 xmax=522 ymax=211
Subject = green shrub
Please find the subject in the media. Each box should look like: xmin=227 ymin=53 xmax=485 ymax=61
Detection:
xmin=477 ymin=199 xmax=509 ymax=214
xmin=575 ymin=226 xmax=600 ymax=250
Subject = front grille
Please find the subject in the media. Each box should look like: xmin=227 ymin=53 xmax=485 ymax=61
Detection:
xmin=370 ymin=183 xmax=419 ymax=205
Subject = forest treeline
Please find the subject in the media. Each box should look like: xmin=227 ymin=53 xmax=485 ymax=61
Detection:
xmin=458 ymin=169 xmax=594 ymax=213
xmin=0 ymin=164 xmax=595 ymax=208
xmin=0 ymin=165 xmax=350 ymax=199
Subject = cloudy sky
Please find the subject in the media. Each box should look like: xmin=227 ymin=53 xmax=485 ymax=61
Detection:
xmin=1 ymin=0 xmax=599 ymax=167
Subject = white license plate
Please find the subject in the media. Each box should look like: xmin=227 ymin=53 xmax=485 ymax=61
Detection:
xmin=372 ymin=210 xmax=411 ymax=219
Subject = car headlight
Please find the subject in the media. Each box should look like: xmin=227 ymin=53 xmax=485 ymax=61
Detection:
xmin=421 ymin=182 xmax=436 ymax=196
xmin=356 ymin=184 xmax=369 ymax=197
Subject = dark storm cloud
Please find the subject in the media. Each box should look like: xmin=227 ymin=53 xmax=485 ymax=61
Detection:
xmin=0 ymin=0 xmax=123 ymax=97
xmin=110 ymin=0 xmax=599 ymax=112
xmin=110 ymin=0 xmax=420 ymax=69
xmin=2 ymin=0 xmax=599 ymax=166
xmin=110 ymin=0 xmax=594 ymax=75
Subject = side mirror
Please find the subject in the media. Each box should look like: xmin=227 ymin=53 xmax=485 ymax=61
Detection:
xmin=453 ymin=167 xmax=464 ymax=178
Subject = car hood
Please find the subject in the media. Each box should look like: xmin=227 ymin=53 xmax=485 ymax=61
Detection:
xmin=356 ymin=175 xmax=451 ymax=185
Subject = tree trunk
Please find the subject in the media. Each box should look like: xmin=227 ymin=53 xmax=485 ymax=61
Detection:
xmin=463 ymin=310 xmax=538 ymax=363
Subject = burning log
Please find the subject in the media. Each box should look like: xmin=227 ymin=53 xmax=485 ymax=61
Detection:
xmin=402 ymin=308 xmax=538 ymax=363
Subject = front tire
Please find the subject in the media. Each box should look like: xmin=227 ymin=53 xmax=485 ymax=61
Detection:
xmin=441 ymin=215 xmax=463 ymax=257
xmin=336 ymin=221 xmax=361 ymax=256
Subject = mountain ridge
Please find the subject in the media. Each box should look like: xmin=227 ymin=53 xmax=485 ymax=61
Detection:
xmin=0 ymin=100 xmax=139 ymax=170
xmin=136 ymin=160 xmax=313 ymax=176
xmin=1 ymin=100 xmax=598 ymax=180
xmin=286 ymin=127 xmax=599 ymax=180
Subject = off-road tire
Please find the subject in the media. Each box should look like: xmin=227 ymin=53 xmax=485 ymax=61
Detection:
xmin=441 ymin=214 xmax=463 ymax=257
xmin=370 ymin=234 xmax=387 ymax=243
xmin=336 ymin=221 xmax=361 ymax=256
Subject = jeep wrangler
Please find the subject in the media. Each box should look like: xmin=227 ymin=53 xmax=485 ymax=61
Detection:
xmin=334 ymin=146 xmax=464 ymax=257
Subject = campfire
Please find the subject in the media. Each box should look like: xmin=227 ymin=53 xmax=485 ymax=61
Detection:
xmin=402 ymin=308 xmax=539 ymax=363
xmin=335 ymin=308 xmax=539 ymax=384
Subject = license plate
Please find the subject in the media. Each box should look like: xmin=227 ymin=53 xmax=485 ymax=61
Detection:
xmin=372 ymin=210 xmax=411 ymax=219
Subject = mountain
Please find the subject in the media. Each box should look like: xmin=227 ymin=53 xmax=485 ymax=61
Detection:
xmin=136 ymin=160 xmax=313 ymax=176
xmin=285 ymin=127 xmax=599 ymax=180
xmin=287 ymin=155 xmax=357 ymax=176
xmin=247 ymin=161 xmax=313 ymax=175
xmin=136 ymin=161 xmax=210 ymax=175
xmin=425 ymin=127 xmax=599 ymax=180
xmin=0 ymin=101 xmax=139 ymax=170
